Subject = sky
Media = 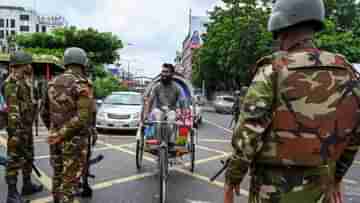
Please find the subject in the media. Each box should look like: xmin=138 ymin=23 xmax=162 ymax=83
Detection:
xmin=1 ymin=0 xmax=223 ymax=77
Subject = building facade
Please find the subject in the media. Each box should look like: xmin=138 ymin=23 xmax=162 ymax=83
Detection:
xmin=0 ymin=5 xmax=67 ymax=52
xmin=179 ymin=11 xmax=209 ymax=80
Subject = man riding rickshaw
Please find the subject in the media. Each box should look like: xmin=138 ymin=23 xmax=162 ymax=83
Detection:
xmin=136 ymin=63 xmax=197 ymax=203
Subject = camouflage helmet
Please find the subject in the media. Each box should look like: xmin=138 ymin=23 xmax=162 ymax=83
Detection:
xmin=63 ymin=47 xmax=88 ymax=67
xmin=10 ymin=51 xmax=32 ymax=66
xmin=268 ymin=0 xmax=325 ymax=33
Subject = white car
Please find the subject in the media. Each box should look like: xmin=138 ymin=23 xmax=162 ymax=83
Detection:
xmin=213 ymin=95 xmax=235 ymax=114
xmin=96 ymin=91 xmax=142 ymax=131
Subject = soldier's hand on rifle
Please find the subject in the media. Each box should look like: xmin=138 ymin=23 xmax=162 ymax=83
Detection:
xmin=224 ymin=183 xmax=240 ymax=203
xmin=48 ymin=132 xmax=63 ymax=145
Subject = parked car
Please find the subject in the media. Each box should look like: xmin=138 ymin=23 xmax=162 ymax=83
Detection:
xmin=213 ymin=95 xmax=234 ymax=114
xmin=194 ymin=94 xmax=206 ymax=106
xmin=96 ymin=91 xmax=142 ymax=131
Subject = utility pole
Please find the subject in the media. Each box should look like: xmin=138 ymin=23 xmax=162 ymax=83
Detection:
xmin=127 ymin=60 xmax=130 ymax=80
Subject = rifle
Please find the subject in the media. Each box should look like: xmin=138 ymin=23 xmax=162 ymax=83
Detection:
xmin=78 ymin=127 xmax=104 ymax=198
xmin=0 ymin=150 xmax=42 ymax=177
xmin=210 ymin=158 xmax=230 ymax=182
xmin=210 ymin=159 xmax=236 ymax=203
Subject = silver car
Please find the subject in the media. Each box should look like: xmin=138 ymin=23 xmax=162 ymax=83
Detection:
xmin=213 ymin=95 xmax=234 ymax=114
xmin=96 ymin=91 xmax=142 ymax=131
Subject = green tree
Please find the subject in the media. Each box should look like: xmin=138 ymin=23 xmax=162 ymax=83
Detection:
xmin=16 ymin=27 xmax=123 ymax=64
xmin=194 ymin=0 xmax=360 ymax=96
xmin=94 ymin=76 xmax=128 ymax=99
xmin=16 ymin=27 xmax=126 ymax=98
xmin=193 ymin=0 xmax=272 ymax=95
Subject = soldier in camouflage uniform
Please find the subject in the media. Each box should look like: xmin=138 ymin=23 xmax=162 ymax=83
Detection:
xmin=41 ymin=47 xmax=94 ymax=203
xmin=4 ymin=51 xmax=43 ymax=203
xmin=224 ymin=0 xmax=360 ymax=203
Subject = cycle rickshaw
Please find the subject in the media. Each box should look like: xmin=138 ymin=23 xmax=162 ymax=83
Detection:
xmin=135 ymin=73 xmax=197 ymax=203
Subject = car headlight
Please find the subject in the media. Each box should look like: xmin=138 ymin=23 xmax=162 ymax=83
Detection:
xmin=97 ymin=112 xmax=106 ymax=119
xmin=132 ymin=112 xmax=140 ymax=119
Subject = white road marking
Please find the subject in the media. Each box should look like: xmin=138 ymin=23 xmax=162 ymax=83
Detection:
xmin=183 ymin=154 xmax=229 ymax=167
xmin=343 ymin=179 xmax=358 ymax=185
xmin=98 ymin=140 xmax=156 ymax=162
xmin=174 ymin=168 xmax=249 ymax=197
xmin=92 ymin=172 xmax=157 ymax=190
xmin=0 ymin=136 xmax=53 ymax=192
xmin=34 ymin=146 xmax=112 ymax=160
xmin=31 ymin=196 xmax=53 ymax=203
xmin=204 ymin=119 xmax=233 ymax=134
xmin=196 ymin=145 xmax=228 ymax=155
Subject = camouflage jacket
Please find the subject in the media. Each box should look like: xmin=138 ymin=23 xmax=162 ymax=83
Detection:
xmin=41 ymin=69 xmax=94 ymax=141
xmin=4 ymin=73 xmax=36 ymax=134
xmin=225 ymin=49 xmax=360 ymax=185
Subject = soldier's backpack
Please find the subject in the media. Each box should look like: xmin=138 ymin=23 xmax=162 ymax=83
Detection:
xmin=256 ymin=50 xmax=360 ymax=166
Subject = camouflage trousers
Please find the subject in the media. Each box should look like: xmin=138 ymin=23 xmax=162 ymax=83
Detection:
xmin=50 ymin=142 xmax=63 ymax=200
xmin=50 ymin=135 xmax=88 ymax=203
xmin=247 ymin=163 xmax=340 ymax=203
xmin=5 ymin=128 xmax=34 ymax=185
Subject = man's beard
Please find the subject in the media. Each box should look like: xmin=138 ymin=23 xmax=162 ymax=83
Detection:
xmin=161 ymin=76 xmax=171 ymax=85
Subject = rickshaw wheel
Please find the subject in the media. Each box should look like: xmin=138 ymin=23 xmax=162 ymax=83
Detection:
xmin=190 ymin=129 xmax=195 ymax=172
xmin=159 ymin=147 xmax=168 ymax=203
xmin=136 ymin=134 xmax=144 ymax=170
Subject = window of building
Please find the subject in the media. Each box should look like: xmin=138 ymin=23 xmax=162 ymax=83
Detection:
xmin=0 ymin=31 xmax=4 ymax=39
xmin=6 ymin=19 xmax=8 ymax=28
xmin=20 ymin=25 xmax=30 ymax=32
xmin=10 ymin=19 xmax=15 ymax=28
xmin=0 ymin=19 xmax=4 ymax=28
xmin=11 ymin=30 xmax=15 ymax=35
xmin=41 ymin=26 xmax=46 ymax=33
xmin=20 ymin=15 xmax=30 ymax=21
xmin=36 ymin=24 xmax=39 ymax=32
xmin=5 ymin=30 xmax=9 ymax=36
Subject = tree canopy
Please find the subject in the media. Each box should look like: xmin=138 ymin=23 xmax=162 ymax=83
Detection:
xmin=15 ymin=27 xmax=126 ymax=98
xmin=193 ymin=0 xmax=360 ymax=95
xmin=16 ymin=26 xmax=123 ymax=64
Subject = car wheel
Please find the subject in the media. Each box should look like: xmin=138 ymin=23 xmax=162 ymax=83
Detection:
xmin=97 ymin=128 xmax=107 ymax=134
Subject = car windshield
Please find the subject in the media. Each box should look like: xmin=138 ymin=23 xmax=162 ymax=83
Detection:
xmin=104 ymin=94 xmax=142 ymax=105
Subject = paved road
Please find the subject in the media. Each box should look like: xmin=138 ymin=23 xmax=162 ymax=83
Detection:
xmin=1 ymin=110 xmax=360 ymax=202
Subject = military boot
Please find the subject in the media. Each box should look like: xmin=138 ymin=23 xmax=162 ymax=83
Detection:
xmin=53 ymin=197 xmax=61 ymax=203
xmin=7 ymin=184 xmax=27 ymax=203
xmin=21 ymin=177 xmax=43 ymax=196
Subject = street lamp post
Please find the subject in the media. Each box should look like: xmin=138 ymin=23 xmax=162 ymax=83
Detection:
xmin=120 ymin=42 xmax=136 ymax=80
